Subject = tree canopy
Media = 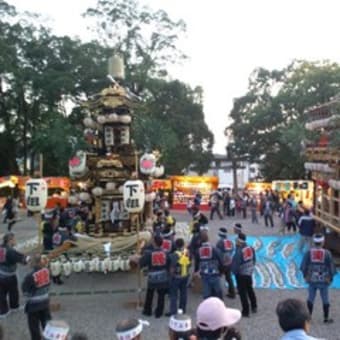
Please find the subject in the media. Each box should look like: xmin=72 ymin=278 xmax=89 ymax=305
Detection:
xmin=0 ymin=0 xmax=213 ymax=176
xmin=227 ymin=60 xmax=340 ymax=180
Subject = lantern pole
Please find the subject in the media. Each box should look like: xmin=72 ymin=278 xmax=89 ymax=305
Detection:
xmin=36 ymin=213 xmax=42 ymax=248
xmin=133 ymin=150 xmax=143 ymax=309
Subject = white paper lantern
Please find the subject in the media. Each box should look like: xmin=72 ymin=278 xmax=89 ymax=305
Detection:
xmin=68 ymin=195 xmax=78 ymax=205
xmin=153 ymin=165 xmax=164 ymax=178
xmin=108 ymin=113 xmax=118 ymax=122
xmin=97 ymin=115 xmax=106 ymax=124
xmin=112 ymin=257 xmax=120 ymax=272
xmin=106 ymin=182 xmax=116 ymax=191
xmin=92 ymin=187 xmax=104 ymax=196
xmin=50 ymin=261 xmax=62 ymax=277
xmin=62 ymin=262 xmax=72 ymax=277
xmin=119 ymin=115 xmax=132 ymax=124
xmin=140 ymin=153 xmax=156 ymax=175
xmin=83 ymin=117 xmax=94 ymax=128
xmin=101 ymin=257 xmax=112 ymax=274
xmin=69 ymin=151 xmax=88 ymax=179
xmin=79 ymin=192 xmax=90 ymax=201
xmin=145 ymin=192 xmax=156 ymax=202
xmin=123 ymin=180 xmax=145 ymax=213
xmin=73 ymin=260 xmax=85 ymax=273
xmin=25 ymin=179 xmax=48 ymax=212
xmin=108 ymin=55 xmax=125 ymax=80
xmin=118 ymin=185 xmax=124 ymax=193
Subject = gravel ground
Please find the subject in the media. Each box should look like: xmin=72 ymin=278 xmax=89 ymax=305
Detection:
xmin=0 ymin=210 xmax=339 ymax=340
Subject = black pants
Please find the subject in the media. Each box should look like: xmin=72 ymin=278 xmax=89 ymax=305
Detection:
xmin=143 ymin=287 xmax=167 ymax=317
xmin=225 ymin=268 xmax=235 ymax=296
xmin=0 ymin=275 xmax=19 ymax=314
xmin=287 ymin=222 xmax=296 ymax=232
xmin=264 ymin=214 xmax=274 ymax=227
xmin=235 ymin=274 xmax=257 ymax=316
xmin=27 ymin=308 xmax=51 ymax=340
xmin=210 ymin=206 xmax=223 ymax=220
xmin=7 ymin=220 xmax=16 ymax=231
xmin=224 ymin=204 xmax=230 ymax=216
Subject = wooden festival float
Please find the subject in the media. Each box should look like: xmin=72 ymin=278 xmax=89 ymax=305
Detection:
xmin=48 ymin=56 xmax=165 ymax=277
xmin=304 ymin=95 xmax=340 ymax=260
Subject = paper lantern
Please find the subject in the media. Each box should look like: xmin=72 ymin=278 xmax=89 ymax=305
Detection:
xmin=97 ymin=115 xmax=106 ymax=124
xmin=140 ymin=153 xmax=156 ymax=175
xmin=153 ymin=165 xmax=164 ymax=178
xmin=50 ymin=261 xmax=62 ymax=277
xmin=106 ymin=182 xmax=116 ymax=191
xmin=68 ymin=195 xmax=77 ymax=205
xmin=145 ymin=192 xmax=156 ymax=202
xmin=92 ymin=187 xmax=103 ymax=196
xmin=119 ymin=115 xmax=132 ymax=124
xmin=108 ymin=113 xmax=118 ymax=122
xmin=83 ymin=117 xmax=95 ymax=128
xmin=69 ymin=151 xmax=88 ymax=179
xmin=123 ymin=180 xmax=145 ymax=213
xmin=79 ymin=192 xmax=90 ymax=201
xmin=25 ymin=179 xmax=48 ymax=212
xmin=108 ymin=55 xmax=125 ymax=80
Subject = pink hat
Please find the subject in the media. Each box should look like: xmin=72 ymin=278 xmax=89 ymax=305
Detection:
xmin=196 ymin=297 xmax=241 ymax=331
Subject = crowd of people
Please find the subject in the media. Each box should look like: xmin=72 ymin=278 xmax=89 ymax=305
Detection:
xmin=0 ymin=192 xmax=336 ymax=339
xmin=125 ymin=202 xmax=336 ymax=339
xmin=205 ymin=189 xmax=319 ymax=242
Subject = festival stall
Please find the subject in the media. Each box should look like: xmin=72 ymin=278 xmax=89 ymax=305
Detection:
xmin=44 ymin=177 xmax=70 ymax=208
xmin=151 ymin=179 xmax=172 ymax=204
xmin=271 ymin=180 xmax=314 ymax=208
xmin=245 ymin=182 xmax=272 ymax=196
xmin=0 ymin=176 xmax=26 ymax=208
xmin=170 ymin=176 xmax=218 ymax=210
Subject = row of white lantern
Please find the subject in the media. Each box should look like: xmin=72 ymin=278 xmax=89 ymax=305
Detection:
xmin=305 ymin=115 xmax=338 ymax=131
xmin=91 ymin=184 xmax=124 ymax=197
xmin=83 ymin=114 xmax=131 ymax=128
xmin=49 ymin=256 xmax=131 ymax=276
xmin=68 ymin=188 xmax=156 ymax=204
xmin=304 ymin=162 xmax=335 ymax=174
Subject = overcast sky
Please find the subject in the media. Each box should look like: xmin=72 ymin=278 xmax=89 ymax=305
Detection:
xmin=8 ymin=0 xmax=340 ymax=154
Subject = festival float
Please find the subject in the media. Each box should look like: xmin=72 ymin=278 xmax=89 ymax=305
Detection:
xmin=304 ymin=95 xmax=340 ymax=260
xmin=45 ymin=56 xmax=166 ymax=276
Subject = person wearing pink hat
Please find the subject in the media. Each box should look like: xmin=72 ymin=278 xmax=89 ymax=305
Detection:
xmin=196 ymin=297 xmax=242 ymax=340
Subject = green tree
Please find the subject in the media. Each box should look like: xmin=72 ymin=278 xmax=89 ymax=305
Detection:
xmin=84 ymin=0 xmax=186 ymax=79
xmin=136 ymin=79 xmax=214 ymax=174
xmin=0 ymin=1 xmax=111 ymax=175
xmin=31 ymin=113 xmax=86 ymax=175
xmin=228 ymin=60 xmax=340 ymax=180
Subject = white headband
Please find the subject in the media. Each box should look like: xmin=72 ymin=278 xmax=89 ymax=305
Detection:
xmin=116 ymin=320 xmax=149 ymax=340
xmin=43 ymin=321 xmax=70 ymax=340
xmin=169 ymin=316 xmax=192 ymax=332
xmin=313 ymin=235 xmax=325 ymax=243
